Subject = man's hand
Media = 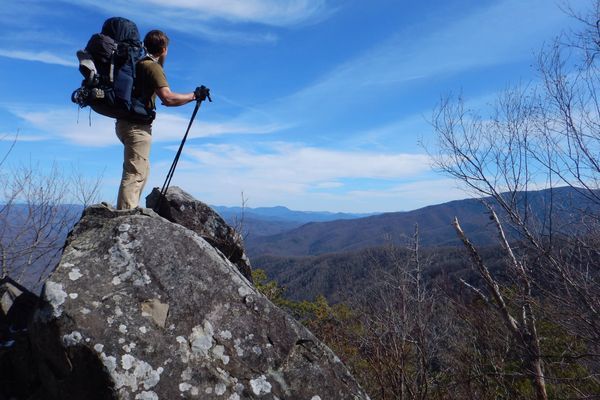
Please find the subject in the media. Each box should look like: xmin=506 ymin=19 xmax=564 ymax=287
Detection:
xmin=194 ymin=86 xmax=212 ymax=102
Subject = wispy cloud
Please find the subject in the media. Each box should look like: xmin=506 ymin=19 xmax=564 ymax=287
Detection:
xmin=0 ymin=133 xmax=48 ymax=142
xmin=181 ymin=142 xmax=431 ymax=181
xmin=158 ymin=142 xmax=432 ymax=206
xmin=345 ymin=179 xmax=468 ymax=211
xmin=149 ymin=145 xmax=457 ymax=212
xmin=360 ymin=0 xmax=573 ymax=84
xmin=241 ymin=0 xmax=578 ymax=128
xmin=67 ymin=0 xmax=328 ymax=26
xmin=13 ymin=108 xmax=117 ymax=147
xmin=8 ymin=106 xmax=282 ymax=147
xmin=0 ymin=30 xmax=74 ymax=48
xmin=153 ymin=113 xmax=284 ymax=142
xmin=56 ymin=0 xmax=330 ymax=43
xmin=0 ymin=49 xmax=76 ymax=67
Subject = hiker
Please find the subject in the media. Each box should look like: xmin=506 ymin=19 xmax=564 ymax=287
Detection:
xmin=116 ymin=30 xmax=203 ymax=210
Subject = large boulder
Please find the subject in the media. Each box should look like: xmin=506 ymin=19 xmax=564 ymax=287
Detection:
xmin=1 ymin=277 xmax=41 ymax=399
xmin=146 ymin=187 xmax=253 ymax=283
xmin=27 ymin=204 xmax=369 ymax=399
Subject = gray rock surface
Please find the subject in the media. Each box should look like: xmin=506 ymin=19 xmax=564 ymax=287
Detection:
xmin=146 ymin=187 xmax=253 ymax=283
xmin=1 ymin=278 xmax=41 ymax=399
xmin=29 ymin=204 xmax=369 ymax=399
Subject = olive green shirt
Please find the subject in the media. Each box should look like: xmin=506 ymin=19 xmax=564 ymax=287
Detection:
xmin=134 ymin=59 xmax=168 ymax=111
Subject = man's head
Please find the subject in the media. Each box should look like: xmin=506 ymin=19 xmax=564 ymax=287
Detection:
xmin=144 ymin=30 xmax=169 ymax=58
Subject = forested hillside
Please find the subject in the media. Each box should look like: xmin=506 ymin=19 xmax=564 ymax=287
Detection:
xmin=247 ymin=186 xmax=600 ymax=258
xmin=250 ymin=5 xmax=600 ymax=397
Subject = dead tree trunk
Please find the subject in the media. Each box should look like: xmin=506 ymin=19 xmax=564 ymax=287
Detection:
xmin=453 ymin=214 xmax=547 ymax=400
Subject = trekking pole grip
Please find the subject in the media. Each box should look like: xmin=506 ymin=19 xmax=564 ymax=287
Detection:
xmin=194 ymin=85 xmax=212 ymax=103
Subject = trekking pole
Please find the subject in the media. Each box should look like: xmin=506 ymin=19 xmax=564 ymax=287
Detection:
xmin=154 ymin=86 xmax=211 ymax=212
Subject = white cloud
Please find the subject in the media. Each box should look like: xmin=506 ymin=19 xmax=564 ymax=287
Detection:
xmin=0 ymin=49 xmax=76 ymax=67
xmin=345 ymin=179 xmax=469 ymax=210
xmin=61 ymin=0 xmax=330 ymax=42
xmin=181 ymin=142 xmax=432 ymax=183
xmin=0 ymin=30 xmax=74 ymax=48
xmin=11 ymin=108 xmax=117 ymax=147
xmin=367 ymin=0 xmax=575 ymax=84
xmin=139 ymin=0 xmax=328 ymax=25
xmin=148 ymin=163 xmax=462 ymax=213
xmin=152 ymin=113 xmax=283 ymax=142
xmin=8 ymin=106 xmax=281 ymax=147
xmin=175 ymin=27 xmax=278 ymax=44
xmin=0 ymin=133 xmax=48 ymax=142
xmin=2 ymin=1 xmax=330 ymax=47
xmin=243 ymin=0 xmax=579 ymax=127
xmin=143 ymin=142 xmax=436 ymax=212
xmin=314 ymin=181 xmax=344 ymax=189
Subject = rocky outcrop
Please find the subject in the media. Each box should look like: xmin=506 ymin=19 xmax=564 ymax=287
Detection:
xmin=1 ymin=277 xmax=40 ymax=399
xmin=13 ymin=204 xmax=369 ymax=399
xmin=146 ymin=187 xmax=253 ymax=283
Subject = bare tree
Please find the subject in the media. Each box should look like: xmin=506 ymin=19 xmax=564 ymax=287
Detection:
xmin=453 ymin=210 xmax=547 ymax=399
xmin=69 ymin=165 xmax=104 ymax=208
xmin=353 ymin=226 xmax=447 ymax=400
xmin=0 ymin=137 xmax=103 ymax=291
xmin=430 ymin=2 xmax=600 ymax=397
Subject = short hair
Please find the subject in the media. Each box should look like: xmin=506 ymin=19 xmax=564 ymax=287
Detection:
xmin=144 ymin=30 xmax=169 ymax=56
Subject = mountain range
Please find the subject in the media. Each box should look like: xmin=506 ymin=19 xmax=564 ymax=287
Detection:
xmin=4 ymin=186 xmax=597 ymax=298
xmin=243 ymin=186 xmax=599 ymax=301
xmin=212 ymin=205 xmax=377 ymax=237
xmin=244 ymin=186 xmax=599 ymax=259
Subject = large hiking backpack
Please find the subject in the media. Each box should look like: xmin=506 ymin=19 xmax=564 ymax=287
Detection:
xmin=71 ymin=17 xmax=155 ymax=123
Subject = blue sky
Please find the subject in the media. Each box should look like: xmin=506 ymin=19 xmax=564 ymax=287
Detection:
xmin=0 ymin=0 xmax=590 ymax=212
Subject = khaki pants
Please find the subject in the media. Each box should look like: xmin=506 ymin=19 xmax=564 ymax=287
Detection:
xmin=116 ymin=120 xmax=152 ymax=209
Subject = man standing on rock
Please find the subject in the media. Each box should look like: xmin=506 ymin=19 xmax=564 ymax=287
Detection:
xmin=116 ymin=30 xmax=205 ymax=210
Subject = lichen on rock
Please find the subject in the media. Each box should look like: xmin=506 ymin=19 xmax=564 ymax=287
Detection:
xmin=43 ymin=280 xmax=68 ymax=317
xmin=8 ymin=202 xmax=369 ymax=399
